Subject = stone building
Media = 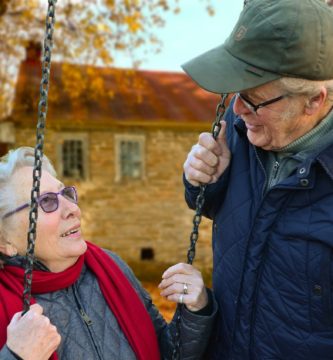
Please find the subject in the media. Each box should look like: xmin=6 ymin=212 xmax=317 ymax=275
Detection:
xmin=1 ymin=45 xmax=223 ymax=277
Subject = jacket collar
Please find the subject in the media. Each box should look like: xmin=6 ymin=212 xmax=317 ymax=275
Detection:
xmin=317 ymin=143 xmax=333 ymax=181
xmin=232 ymin=115 xmax=333 ymax=181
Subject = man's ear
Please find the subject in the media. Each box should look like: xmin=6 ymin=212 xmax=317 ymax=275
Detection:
xmin=305 ymin=87 xmax=328 ymax=115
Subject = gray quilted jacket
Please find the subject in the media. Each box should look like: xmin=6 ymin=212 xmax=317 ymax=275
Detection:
xmin=0 ymin=250 xmax=217 ymax=359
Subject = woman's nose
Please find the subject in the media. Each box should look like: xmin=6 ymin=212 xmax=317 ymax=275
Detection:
xmin=61 ymin=197 xmax=81 ymax=218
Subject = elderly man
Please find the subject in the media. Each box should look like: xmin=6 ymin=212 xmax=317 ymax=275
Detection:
xmin=182 ymin=0 xmax=333 ymax=359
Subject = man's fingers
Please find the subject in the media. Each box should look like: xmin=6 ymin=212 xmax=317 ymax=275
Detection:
xmin=185 ymin=167 xmax=214 ymax=186
xmin=198 ymin=132 xmax=223 ymax=157
xmin=191 ymin=157 xmax=217 ymax=176
xmin=216 ymin=121 xmax=231 ymax=155
xmin=184 ymin=122 xmax=231 ymax=186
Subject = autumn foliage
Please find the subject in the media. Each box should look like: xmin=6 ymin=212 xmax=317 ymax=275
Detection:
xmin=0 ymin=0 xmax=215 ymax=118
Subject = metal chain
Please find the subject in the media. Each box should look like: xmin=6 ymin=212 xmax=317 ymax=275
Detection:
xmin=22 ymin=0 xmax=57 ymax=314
xmin=171 ymin=94 xmax=229 ymax=359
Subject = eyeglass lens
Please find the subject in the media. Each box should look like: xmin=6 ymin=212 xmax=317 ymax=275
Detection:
xmin=62 ymin=187 xmax=77 ymax=203
xmin=39 ymin=187 xmax=77 ymax=213
xmin=237 ymin=93 xmax=256 ymax=113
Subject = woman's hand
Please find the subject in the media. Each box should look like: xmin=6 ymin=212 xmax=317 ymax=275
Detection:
xmin=183 ymin=120 xmax=231 ymax=186
xmin=159 ymin=263 xmax=208 ymax=312
xmin=6 ymin=303 xmax=61 ymax=360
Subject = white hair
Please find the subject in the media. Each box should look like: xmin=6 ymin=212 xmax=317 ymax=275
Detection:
xmin=277 ymin=77 xmax=333 ymax=103
xmin=0 ymin=147 xmax=56 ymax=221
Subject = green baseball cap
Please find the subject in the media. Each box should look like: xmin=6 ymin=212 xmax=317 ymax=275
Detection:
xmin=182 ymin=0 xmax=333 ymax=94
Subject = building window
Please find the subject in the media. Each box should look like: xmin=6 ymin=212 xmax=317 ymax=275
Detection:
xmin=115 ymin=134 xmax=145 ymax=182
xmin=141 ymin=247 xmax=154 ymax=261
xmin=57 ymin=133 xmax=89 ymax=181
xmin=120 ymin=140 xmax=141 ymax=178
xmin=62 ymin=140 xmax=84 ymax=179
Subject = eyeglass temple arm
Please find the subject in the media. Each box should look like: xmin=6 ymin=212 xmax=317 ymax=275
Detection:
xmin=2 ymin=203 xmax=30 ymax=219
xmin=257 ymin=95 xmax=286 ymax=110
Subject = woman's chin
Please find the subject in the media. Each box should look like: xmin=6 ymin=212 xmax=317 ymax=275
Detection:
xmin=73 ymin=238 xmax=87 ymax=255
xmin=61 ymin=237 xmax=87 ymax=257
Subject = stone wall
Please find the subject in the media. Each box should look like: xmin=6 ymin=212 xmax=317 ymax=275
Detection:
xmin=14 ymin=126 xmax=214 ymax=278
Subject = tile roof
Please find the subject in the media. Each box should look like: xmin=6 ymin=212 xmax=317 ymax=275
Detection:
xmin=10 ymin=60 xmax=223 ymax=130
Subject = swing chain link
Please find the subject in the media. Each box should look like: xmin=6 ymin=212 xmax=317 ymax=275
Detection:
xmin=171 ymin=94 xmax=229 ymax=360
xmin=187 ymin=93 xmax=228 ymax=267
xmin=23 ymin=0 xmax=57 ymax=314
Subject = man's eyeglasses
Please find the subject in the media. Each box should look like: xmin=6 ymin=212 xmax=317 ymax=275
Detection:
xmin=236 ymin=92 xmax=288 ymax=114
xmin=2 ymin=186 xmax=78 ymax=219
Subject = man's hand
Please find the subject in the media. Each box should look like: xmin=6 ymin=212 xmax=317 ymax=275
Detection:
xmin=183 ymin=121 xmax=231 ymax=186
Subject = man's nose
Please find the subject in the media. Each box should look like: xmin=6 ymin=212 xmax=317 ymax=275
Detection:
xmin=233 ymin=94 xmax=253 ymax=116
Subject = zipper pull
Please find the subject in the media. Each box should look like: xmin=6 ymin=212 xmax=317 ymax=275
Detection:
xmin=272 ymin=161 xmax=280 ymax=179
xmin=80 ymin=308 xmax=93 ymax=326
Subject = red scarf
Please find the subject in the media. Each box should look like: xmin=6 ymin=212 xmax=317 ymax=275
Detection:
xmin=0 ymin=241 xmax=160 ymax=360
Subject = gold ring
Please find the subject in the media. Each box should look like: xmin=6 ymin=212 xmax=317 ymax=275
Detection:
xmin=183 ymin=283 xmax=188 ymax=295
xmin=179 ymin=293 xmax=184 ymax=304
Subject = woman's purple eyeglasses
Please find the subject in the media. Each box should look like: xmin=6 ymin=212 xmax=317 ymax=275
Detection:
xmin=2 ymin=186 xmax=78 ymax=219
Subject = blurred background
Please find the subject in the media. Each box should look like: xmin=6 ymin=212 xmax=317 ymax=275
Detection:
xmin=0 ymin=0 xmax=244 ymax=319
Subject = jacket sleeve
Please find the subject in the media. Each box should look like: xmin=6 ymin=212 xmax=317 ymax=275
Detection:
xmin=184 ymin=102 xmax=236 ymax=220
xmin=142 ymin=287 xmax=217 ymax=360
xmin=106 ymin=251 xmax=218 ymax=360
xmin=0 ymin=346 xmax=21 ymax=360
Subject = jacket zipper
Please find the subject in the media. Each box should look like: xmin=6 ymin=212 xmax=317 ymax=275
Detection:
xmin=272 ymin=161 xmax=280 ymax=178
xmin=268 ymin=161 xmax=280 ymax=189
xmin=79 ymin=308 xmax=93 ymax=326
xmin=72 ymin=285 xmax=104 ymax=360
xmin=253 ymin=146 xmax=267 ymax=197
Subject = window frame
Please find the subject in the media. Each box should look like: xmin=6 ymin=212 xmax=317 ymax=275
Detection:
xmin=56 ymin=133 xmax=89 ymax=181
xmin=114 ymin=134 xmax=145 ymax=182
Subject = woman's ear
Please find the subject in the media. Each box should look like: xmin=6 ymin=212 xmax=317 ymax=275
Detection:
xmin=0 ymin=231 xmax=17 ymax=257
xmin=0 ymin=243 xmax=18 ymax=257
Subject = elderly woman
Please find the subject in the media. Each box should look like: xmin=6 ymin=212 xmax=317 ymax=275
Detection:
xmin=0 ymin=147 xmax=216 ymax=360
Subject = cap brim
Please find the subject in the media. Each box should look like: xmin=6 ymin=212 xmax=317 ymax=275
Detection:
xmin=181 ymin=44 xmax=281 ymax=94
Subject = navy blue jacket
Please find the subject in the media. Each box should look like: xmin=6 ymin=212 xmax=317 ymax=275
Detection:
xmin=184 ymin=105 xmax=333 ymax=360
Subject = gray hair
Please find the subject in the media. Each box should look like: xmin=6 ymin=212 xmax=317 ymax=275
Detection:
xmin=277 ymin=77 xmax=333 ymax=104
xmin=0 ymin=147 xmax=56 ymax=221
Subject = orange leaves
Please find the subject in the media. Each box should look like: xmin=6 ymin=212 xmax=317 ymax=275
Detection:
xmin=61 ymin=64 xmax=87 ymax=102
xmin=0 ymin=0 xmax=216 ymax=68
xmin=0 ymin=0 xmax=216 ymax=116
xmin=124 ymin=11 xmax=142 ymax=34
